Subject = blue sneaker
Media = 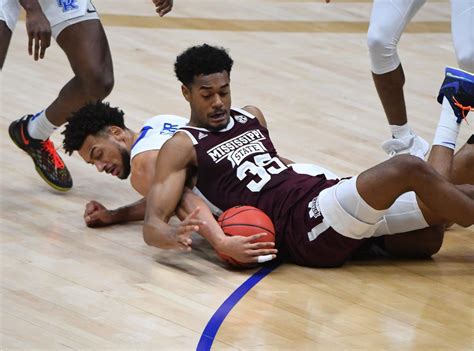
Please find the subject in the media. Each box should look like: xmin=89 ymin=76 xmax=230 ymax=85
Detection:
xmin=437 ymin=67 xmax=474 ymax=123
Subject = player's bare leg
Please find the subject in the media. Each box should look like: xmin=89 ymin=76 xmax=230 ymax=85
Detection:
xmin=372 ymin=65 xmax=407 ymax=127
xmin=367 ymin=0 xmax=429 ymax=158
xmin=0 ymin=21 xmax=12 ymax=69
xmin=357 ymin=155 xmax=474 ymax=227
xmin=451 ymin=139 xmax=474 ymax=185
xmin=47 ymin=20 xmax=114 ymax=126
xmin=373 ymin=66 xmax=429 ymax=158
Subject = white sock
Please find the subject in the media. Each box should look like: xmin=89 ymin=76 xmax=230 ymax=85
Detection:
xmin=389 ymin=123 xmax=412 ymax=139
xmin=27 ymin=110 xmax=58 ymax=140
xmin=432 ymin=97 xmax=461 ymax=150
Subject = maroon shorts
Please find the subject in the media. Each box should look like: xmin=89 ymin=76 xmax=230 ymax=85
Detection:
xmin=281 ymin=186 xmax=367 ymax=268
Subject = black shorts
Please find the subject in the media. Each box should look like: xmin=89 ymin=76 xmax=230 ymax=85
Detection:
xmin=282 ymin=187 xmax=367 ymax=268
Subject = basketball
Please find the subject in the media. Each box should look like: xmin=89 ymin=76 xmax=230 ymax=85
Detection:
xmin=216 ymin=206 xmax=275 ymax=266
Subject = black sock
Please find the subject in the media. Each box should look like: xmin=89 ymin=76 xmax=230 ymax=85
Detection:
xmin=468 ymin=134 xmax=474 ymax=144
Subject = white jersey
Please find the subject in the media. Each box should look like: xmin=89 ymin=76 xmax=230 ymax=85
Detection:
xmin=130 ymin=114 xmax=188 ymax=160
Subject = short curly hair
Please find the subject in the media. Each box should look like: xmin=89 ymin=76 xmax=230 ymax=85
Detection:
xmin=174 ymin=44 xmax=234 ymax=87
xmin=62 ymin=101 xmax=126 ymax=155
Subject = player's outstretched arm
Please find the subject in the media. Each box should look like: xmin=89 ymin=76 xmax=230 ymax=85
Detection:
xmin=143 ymin=133 xmax=204 ymax=250
xmin=19 ymin=0 xmax=51 ymax=60
xmin=84 ymin=198 xmax=146 ymax=228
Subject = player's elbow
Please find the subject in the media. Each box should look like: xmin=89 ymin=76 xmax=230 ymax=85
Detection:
xmin=143 ymin=225 xmax=154 ymax=247
xmin=143 ymin=223 xmax=162 ymax=248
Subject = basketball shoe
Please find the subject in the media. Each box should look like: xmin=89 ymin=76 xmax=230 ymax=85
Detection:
xmin=9 ymin=115 xmax=73 ymax=191
xmin=438 ymin=66 xmax=474 ymax=123
xmin=382 ymin=132 xmax=430 ymax=159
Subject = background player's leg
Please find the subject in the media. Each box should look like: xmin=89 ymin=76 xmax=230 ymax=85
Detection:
xmin=426 ymin=145 xmax=454 ymax=180
xmin=47 ymin=19 xmax=114 ymax=127
xmin=367 ymin=0 xmax=428 ymax=157
xmin=451 ymin=138 xmax=474 ymax=185
xmin=8 ymin=19 xmax=113 ymax=191
xmin=371 ymin=65 xmax=407 ymax=128
xmin=0 ymin=21 xmax=12 ymax=69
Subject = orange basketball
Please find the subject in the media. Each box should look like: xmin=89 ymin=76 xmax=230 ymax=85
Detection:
xmin=216 ymin=206 xmax=275 ymax=266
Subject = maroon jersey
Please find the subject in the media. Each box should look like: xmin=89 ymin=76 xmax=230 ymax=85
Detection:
xmin=179 ymin=109 xmax=337 ymax=246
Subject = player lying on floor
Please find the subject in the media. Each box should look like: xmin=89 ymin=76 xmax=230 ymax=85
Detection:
xmin=62 ymin=99 xmax=473 ymax=262
xmin=62 ymin=65 xmax=474 ymax=266
xmin=142 ymin=44 xmax=474 ymax=267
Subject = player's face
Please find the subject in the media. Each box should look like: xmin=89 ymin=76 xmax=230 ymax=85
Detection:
xmin=78 ymin=131 xmax=131 ymax=180
xmin=184 ymin=71 xmax=231 ymax=131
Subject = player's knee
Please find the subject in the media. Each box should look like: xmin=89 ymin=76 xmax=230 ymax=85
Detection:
xmin=391 ymin=154 xmax=428 ymax=179
xmin=367 ymin=27 xmax=399 ymax=74
xmin=80 ymin=69 xmax=114 ymax=100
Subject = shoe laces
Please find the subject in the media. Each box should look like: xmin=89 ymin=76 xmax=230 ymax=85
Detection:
xmin=41 ymin=139 xmax=65 ymax=169
xmin=452 ymin=96 xmax=472 ymax=124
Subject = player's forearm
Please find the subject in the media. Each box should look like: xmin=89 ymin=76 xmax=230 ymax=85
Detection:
xmin=178 ymin=189 xmax=226 ymax=249
xmin=110 ymin=198 xmax=146 ymax=223
xmin=19 ymin=0 xmax=42 ymax=12
xmin=143 ymin=187 xmax=180 ymax=249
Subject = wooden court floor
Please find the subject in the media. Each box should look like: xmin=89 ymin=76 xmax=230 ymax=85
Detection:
xmin=1 ymin=0 xmax=473 ymax=349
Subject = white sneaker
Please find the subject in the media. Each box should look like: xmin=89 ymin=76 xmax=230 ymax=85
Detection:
xmin=381 ymin=134 xmax=430 ymax=159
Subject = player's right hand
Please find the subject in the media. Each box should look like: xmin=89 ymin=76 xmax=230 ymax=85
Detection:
xmin=25 ymin=8 xmax=51 ymax=61
xmin=84 ymin=200 xmax=116 ymax=228
xmin=172 ymin=207 xmax=205 ymax=251
xmin=152 ymin=0 xmax=173 ymax=17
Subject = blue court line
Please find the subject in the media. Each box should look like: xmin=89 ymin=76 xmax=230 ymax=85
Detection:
xmin=196 ymin=261 xmax=280 ymax=351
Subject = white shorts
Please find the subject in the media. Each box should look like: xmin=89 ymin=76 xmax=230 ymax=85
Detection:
xmin=290 ymin=163 xmax=339 ymax=180
xmin=318 ymin=177 xmax=429 ymax=240
xmin=0 ymin=0 xmax=99 ymax=39
xmin=0 ymin=0 xmax=21 ymax=32
xmin=368 ymin=0 xmax=474 ymax=74
xmin=374 ymin=191 xmax=429 ymax=236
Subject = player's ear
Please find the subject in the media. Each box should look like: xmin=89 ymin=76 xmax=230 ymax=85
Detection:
xmin=181 ymin=84 xmax=191 ymax=102
xmin=108 ymin=126 xmax=125 ymax=141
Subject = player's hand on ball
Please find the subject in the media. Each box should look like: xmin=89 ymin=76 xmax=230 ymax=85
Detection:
xmin=84 ymin=200 xmax=116 ymax=228
xmin=219 ymin=233 xmax=278 ymax=264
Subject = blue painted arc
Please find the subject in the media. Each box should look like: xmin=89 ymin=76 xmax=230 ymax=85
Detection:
xmin=196 ymin=261 xmax=280 ymax=350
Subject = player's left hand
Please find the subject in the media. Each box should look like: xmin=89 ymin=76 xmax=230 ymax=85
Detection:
xmin=218 ymin=233 xmax=278 ymax=264
xmin=152 ymin=0 xmax=173 ymax=17
xmin=25 ymin=8 xmax=51 ymax=61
